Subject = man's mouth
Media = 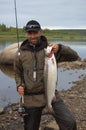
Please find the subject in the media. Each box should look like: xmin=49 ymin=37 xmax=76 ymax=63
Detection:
xmin=31 ymin=39 xmax=37 ymax=41
xmin=30 ymin=38 xmax=38 ymax=43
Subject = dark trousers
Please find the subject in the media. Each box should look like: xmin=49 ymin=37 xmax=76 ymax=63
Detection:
xmin=23 ymin=107 xmax=43 ymax=130
xmin=23 ymin=98 xmax=77 ymax=130
xmin=52 ymin=98 xmax=77 ymax=130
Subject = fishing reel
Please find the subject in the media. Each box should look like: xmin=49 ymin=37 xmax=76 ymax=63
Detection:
xmin=18 ymin=95 xmax=28 ymax=117
xmin=18 ymin=105 xmax=25 ymax=117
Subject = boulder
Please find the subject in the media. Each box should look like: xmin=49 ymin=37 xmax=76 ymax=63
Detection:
xmin=44 ymin=121 xmax=59 ymax=130
xmin=0 ymin=107 xmax=5 ymax=114
xmin=0 ymin=42 xmax=22 ymax=65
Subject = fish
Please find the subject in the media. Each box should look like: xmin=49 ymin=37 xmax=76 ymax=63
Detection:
xmin=44 ymin=46 xmax=57 ymax=110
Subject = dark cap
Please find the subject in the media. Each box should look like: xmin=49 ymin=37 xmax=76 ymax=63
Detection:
xmin=24 ymin=20 xmax=41 ymax=32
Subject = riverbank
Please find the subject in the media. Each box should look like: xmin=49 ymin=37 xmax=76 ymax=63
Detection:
xmin=0 ymin=76 xmax=86 ymax=130
xmin=0 ymin=61 xmax=86 ymax=130
xmin=0 ymin=29 xmax=86 ymax=42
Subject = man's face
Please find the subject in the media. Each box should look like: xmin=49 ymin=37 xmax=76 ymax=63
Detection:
xmin=25 ymin=30 xmax=42 ymax=45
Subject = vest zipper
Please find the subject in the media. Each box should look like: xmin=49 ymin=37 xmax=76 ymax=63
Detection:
xmin=33 ymin=46 xmax=37 ymax=81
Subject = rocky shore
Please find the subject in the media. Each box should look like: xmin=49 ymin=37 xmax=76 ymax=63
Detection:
xmin=0 ymin=60 xmax=86 ymax=130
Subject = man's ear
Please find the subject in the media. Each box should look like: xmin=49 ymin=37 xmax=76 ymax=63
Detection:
xmin=39 ymin=29 xmax=42 ymax=35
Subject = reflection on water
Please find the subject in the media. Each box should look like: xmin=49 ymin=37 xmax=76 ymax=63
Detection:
xmin=0 ymin=70 xmax=19 ymax=107
xmin=58 ymin=67 xmax=86 ymax=90
xmin=0 ymin=64 xmax=14 ymax=78
xmin=0 ymin=41 xmax=86 ymax=107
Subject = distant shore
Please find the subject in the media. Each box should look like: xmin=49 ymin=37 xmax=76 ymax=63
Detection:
xmin=0 ymin=29 xmax=86 ymax=42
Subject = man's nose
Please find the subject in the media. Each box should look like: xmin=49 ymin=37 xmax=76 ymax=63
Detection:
xmin=30 ymin=34 xmax=35 ymax=38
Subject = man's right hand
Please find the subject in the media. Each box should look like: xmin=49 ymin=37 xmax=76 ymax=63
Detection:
xmin=18 ymin=86 xmax=24 ymax=95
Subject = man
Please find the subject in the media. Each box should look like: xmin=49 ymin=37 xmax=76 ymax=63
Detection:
xmin=14 ymin=20 xmax=80 ymax=130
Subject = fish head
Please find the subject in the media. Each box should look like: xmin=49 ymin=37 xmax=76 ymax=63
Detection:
xmin=44 ymin=46 xmax=53 ymax=57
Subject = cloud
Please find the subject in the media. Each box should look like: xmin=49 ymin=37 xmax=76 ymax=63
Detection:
xmin=0 ymin=0 xmax=86 ymax=29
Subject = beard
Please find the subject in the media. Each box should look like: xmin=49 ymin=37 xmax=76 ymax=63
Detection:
xmin=29 ymin=37 xmax=40 ymax=45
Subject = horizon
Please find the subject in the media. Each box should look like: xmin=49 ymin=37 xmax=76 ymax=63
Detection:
xmin=0 ymin=23 xmax=86 ymax=30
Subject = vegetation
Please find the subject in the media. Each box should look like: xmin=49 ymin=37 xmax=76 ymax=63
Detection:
xmin=43 ymin=29 xmax=86 ymax=41
xmin=0 ymin=24 xmax=25 ymax=42
xmin=0 ymin=24 xmax=86 ymax=42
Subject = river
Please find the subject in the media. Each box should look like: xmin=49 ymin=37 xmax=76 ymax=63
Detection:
xmin=0 ymin=40 xmax=86 ymax=107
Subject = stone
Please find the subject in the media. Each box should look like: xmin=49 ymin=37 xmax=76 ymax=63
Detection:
xmin=0 ymin=107 xmax=5 ymax=114
xmin=44 ymin=121 xmax=59 ymax=130
xmin=0 ymin=42 xmax=22 ymax=65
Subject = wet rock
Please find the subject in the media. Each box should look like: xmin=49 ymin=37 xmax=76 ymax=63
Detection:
xmin=0 ymin=42 xmax=22 ymax=65
xmin=44 ymin=121 xmax=59 ymax=130
xmin=0 ymin=107 xmax=5 ymax=114
xmin=58 ymin=60 xmax=86 ymax=69
xmin=81 ymin=58 xmax=86 ymax=62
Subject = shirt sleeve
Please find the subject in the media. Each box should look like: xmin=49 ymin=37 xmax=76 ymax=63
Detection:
xmin=14 ymin=51 xmax=25 ymax=90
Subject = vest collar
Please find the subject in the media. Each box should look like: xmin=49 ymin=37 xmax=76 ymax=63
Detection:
xmin=20 ymin=35 xmax=48 ymax=52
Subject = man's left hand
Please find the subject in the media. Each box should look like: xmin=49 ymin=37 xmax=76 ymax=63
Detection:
xmin=49 ymin=43 xmax=59 ymax=53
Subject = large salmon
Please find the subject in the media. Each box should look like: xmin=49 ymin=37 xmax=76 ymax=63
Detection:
xmin=44 ymin=46 xmax=57 ymax=110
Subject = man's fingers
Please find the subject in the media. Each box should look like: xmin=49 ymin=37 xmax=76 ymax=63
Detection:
xmin=49 ymin=43 xmax=56 ymax=48
xmin=49 ymin=43 xmax=59 ymax=53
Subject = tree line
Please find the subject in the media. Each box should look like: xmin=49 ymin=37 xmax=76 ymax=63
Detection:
xmin=0 ymin=24 xmax=23 ymax=32
xmin=0 ymin=23 xmax=86 ymax=37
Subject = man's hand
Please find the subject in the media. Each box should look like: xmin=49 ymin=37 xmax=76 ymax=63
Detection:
xmin=49 ymin=43 xmax=59 ymax=53
xmin=18 ymin=86 xmax=24 ymax=95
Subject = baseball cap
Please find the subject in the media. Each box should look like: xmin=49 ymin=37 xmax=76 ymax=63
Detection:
xmin=24 ymin=20 xmax=41 ymax=32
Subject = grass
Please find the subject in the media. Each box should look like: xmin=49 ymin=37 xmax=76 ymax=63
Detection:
xmin=0 ymin=29 xmax=86 ymax=42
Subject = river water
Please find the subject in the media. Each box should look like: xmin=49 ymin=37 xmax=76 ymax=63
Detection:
xmin=0 ymin=40 xmax=86 ymax=107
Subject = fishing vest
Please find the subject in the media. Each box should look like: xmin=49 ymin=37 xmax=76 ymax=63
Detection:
xmin=20 ymin=49 xmax=45 ymax=95
xmin=18 ymin=36 xmax=48 ymax=95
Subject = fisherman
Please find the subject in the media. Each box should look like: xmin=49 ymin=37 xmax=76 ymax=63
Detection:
xmin=14 ymin=20 xmax=80 ymax=130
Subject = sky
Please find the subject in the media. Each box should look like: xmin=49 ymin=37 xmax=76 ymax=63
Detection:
xmin=0 ymin=0 xmax=86 ymax=29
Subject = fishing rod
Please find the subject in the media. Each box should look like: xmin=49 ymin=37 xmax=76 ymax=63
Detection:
xmin=14 ymin=0 xmax=20 ymax=55
xmin=14 ymin=0 xmax=27 ymax=118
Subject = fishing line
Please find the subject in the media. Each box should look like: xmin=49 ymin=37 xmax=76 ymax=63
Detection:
xmin=14 ymin=0 xmax=20 ymax=55
xmin=14 ymin=0 xmax=26 ymax=119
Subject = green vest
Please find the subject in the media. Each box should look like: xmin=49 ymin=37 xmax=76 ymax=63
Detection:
xmin=18 ymin=49 xmax=46 ymax=108
xmin=20 ymin=49 xmax=45 ymax=95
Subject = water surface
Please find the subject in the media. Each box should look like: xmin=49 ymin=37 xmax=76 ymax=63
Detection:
xmin=0 ymin=41 xmax=86 ymax=107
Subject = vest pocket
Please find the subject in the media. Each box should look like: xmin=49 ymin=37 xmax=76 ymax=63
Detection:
xmin=24 ymin=68 xmax=33 ymax=81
